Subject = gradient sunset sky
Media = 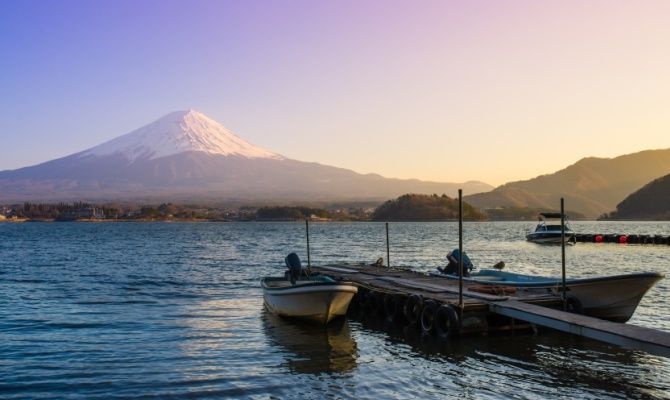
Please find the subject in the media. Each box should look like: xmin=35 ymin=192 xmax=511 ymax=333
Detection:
xmin=1 ymin=0 xmax=669 ymax=186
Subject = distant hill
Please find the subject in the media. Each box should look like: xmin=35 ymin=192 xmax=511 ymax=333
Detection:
xmin=464 ymin=149 xmax=670 ymax=219
xmin=0 ymin=110 xmax=493 ymax=202
xmin=601 ymin=174 xmax=670 ymax=220
xmin=372 ymin=193 xmax=486 ymax=221
xmin=484 ymin=206 xmax=586 ymax=221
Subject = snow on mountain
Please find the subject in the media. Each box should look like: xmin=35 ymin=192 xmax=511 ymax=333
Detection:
xmin=81 ymin=110 xmax=283 ymax=162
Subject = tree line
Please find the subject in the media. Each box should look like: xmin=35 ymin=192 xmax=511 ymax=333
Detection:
xmin=4 ymin=194 xmax=567 ymax=222
xmin=371 ymin=194 xmax=486 ymax=221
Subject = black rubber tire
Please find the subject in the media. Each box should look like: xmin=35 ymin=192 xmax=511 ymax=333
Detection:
xmin=356 ymin=288 xmax=368 ymax=309
xmin=434 ymin=304 xmax=460 ymax=341
xmin=383 ymin=293 xmax=400 ymax=323
xmin=404 ymin=294 xmax=423 ymax=325
xmin=364 ymin=290 xmax=379 ymax=314
xmin=420 ymin=300 xmax=438 ymax=334
xmin=393 ymin=295 xmax=407 ymax=323
xmin=566 ymin=296 xmax=583 ymax=314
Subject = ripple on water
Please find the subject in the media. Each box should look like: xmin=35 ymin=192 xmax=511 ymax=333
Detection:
xmin=0 ymin=221 xmax=668 ymax=399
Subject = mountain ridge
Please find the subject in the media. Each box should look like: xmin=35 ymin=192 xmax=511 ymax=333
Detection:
xmin=465 ymin=148 xmax=670 ymax=218
xmin=0 ymin=110 xmax=493 ymax=202
xmin=603 ymin=173 xmax=670 ymax=220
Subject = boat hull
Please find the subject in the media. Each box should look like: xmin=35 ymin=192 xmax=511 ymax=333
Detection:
xmin=544 ymin=274 xmax=662 ymax=322
xmin=262 ymin=278 xmax=358 ymax=324
xmin=526 ymin=231 xmax=575 ymax=244
xmin=438 ymin=271 xmax=663 ymax=322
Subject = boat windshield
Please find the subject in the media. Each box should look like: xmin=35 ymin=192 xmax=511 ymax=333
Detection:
xmin=534 ymin=216 xmax=573 ymax=232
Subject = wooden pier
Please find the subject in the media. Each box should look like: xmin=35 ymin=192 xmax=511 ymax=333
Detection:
xmin=490 ymin=300 xmax=670 ymax=357
xmin=313 ymin=263 xmax=561 ymax=336
xmin=312 ymin=263 xmax=670 ymax=358
xmin=303 ymin=193 xmax=669 ymax=358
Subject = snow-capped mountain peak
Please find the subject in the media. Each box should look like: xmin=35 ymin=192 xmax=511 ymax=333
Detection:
xmin=81 ymin=110 xmax=284 ymax=162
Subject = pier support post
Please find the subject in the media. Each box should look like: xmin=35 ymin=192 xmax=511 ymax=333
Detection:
xmin=458 ymin=189 xmax=463 ymax=316
xmin=305 ymin=219 xmax=311 ymax=272
xmin=561 ymin=198 xmax=566 ymax=310
xmin=386 ymin=222 xmax=390 ymax=268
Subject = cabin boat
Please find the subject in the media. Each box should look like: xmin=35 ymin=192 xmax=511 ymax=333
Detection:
xmin=436 ymin=268 xmax=664 ymax=322
xmin=526 ymin=212 xmax=576 ymax=244
xmin=261 ymin=253 xmax=358 ymax=324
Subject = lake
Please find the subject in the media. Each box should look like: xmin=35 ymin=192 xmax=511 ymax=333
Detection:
xmin=0 ymin=221 xmax=668 ymax=399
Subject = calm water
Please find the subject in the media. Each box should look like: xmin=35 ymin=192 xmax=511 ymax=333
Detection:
xmin=0 ymin=221 xmax=669 ymax=399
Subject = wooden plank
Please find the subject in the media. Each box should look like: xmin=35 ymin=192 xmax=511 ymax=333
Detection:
xmin=315 ymin=265 xmax=559 ymax=304
xmin=316 ymin=267 xmax=475 ymax=303
xmin=318 ymin=265 xmax=404 ymax=277
xmin=317 ymin=266 xmax=360 ymax=274
xmin=489 ymin=300 xmax=670 ymax=358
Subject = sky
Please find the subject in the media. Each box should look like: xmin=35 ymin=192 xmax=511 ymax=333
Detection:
xmin=1 ymin=0 xmax=669 ymax=186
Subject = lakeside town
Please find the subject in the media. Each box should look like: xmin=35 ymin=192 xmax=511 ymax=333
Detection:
xmin=0 ymin=194 xmax=582 ymax=223
xmin=0 ymin=201 xmax=374 ymax=222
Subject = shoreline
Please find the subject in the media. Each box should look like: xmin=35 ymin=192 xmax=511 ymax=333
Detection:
xmin=2 ymin=218 xmax=670 ymax=223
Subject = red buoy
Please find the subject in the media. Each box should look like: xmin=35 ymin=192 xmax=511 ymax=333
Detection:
xmin=595 ymin=235 xmax=604 ymax=243
xmin=618 ymin=235 xmax=628 ymax=244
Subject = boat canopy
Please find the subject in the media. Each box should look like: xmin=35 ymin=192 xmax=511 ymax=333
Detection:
xmin=539 ymin=212 xmax=563 ymax=219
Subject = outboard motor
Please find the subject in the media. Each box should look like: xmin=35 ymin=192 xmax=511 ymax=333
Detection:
xmin=285 ymin=252 xmax=304 ymax=284
xmin=439 ymin=249 xmax=473 ymax=276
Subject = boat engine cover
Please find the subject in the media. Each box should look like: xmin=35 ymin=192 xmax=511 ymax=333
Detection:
xmin=285 ymin=252 xmax=304 ymax=284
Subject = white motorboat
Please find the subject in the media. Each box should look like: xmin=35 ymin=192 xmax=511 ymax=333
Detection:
xmin=526 ymin=212 xmax=576 ymax=244
xmin=261 ymin=253 xmax=358 ymax=324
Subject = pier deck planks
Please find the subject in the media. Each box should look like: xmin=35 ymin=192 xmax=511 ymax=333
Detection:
xmin=490 ymin=300 xmax=670 ymax=357
xmin=312 ymin=264 xmax=560 ymax=310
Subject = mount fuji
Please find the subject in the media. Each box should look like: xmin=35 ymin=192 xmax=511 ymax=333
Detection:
xmin=0 ymin=110 xmax=493 ymax=202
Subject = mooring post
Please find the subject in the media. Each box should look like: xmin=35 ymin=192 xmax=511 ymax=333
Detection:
xmin=561 ymin=198 xmax=566 ymax=310
xmin=385 ymin=222 xmax=390 ymax=268
xmin=458 ymin=189 xmax=464 ymax=316
xmin=305 ymin=219 xmax=311 ymax=271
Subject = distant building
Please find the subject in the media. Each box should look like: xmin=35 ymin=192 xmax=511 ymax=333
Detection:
xmin=58 ymin=206 xmax=105 ymax=221
xmin=309 ymin=214 xmax=331 ymax=222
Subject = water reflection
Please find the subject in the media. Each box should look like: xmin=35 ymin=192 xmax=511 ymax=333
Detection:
xmin=261 ymin=311 xmax=358 ymax=375
xmin=3 ymin=221 xmax=668 ymax=399
xmin=352 ymin=310 xmax=670 ymax=398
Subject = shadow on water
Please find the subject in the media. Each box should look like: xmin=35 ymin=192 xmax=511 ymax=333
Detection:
xmin=350 ymin=309 xmax=670 ymax=399
xmin=260 ymin=310 xmax=358 ymax=375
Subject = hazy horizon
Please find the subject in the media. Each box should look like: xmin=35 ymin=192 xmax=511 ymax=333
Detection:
xmin=2 ymin=1 xmax=670 ymax=186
